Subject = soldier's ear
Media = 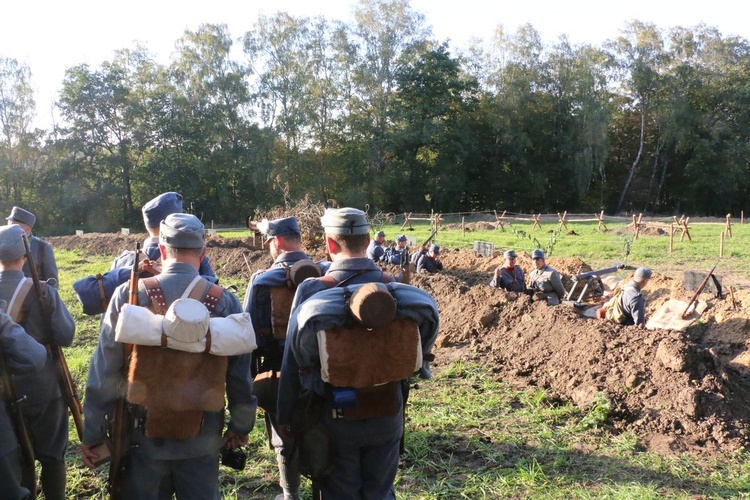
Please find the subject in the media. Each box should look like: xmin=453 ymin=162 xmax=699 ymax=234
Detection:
xmin=326 ymin=236 xmax=341 ymax=256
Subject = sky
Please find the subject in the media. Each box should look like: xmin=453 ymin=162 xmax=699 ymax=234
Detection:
xmin=3 ymin=0 xmax=748 ymax=130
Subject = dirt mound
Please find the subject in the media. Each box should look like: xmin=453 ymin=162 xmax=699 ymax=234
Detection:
xmin=49 ymin=234 xmax=750 ymax=455
xmin=442 ymin=221 xmax=499 ymax=231
xmin=414 ymin=249 xmax=750 ymax=454
xmin=612 ymin=224 xmax=670 ymax=237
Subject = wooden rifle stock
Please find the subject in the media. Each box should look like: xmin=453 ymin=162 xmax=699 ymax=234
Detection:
xmin=0 ymin=344 xmax=35 ymax=468
xmin=21 ymin=235 xmax=85 ymax=442
xmin=109 ymin=243 xmax=140 ymax=499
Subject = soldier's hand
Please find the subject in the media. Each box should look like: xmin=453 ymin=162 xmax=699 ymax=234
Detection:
xmin=80 ymin=444 xmax=101 ymax=469
xmin=222 ymin=430 xmax=248 ymax=450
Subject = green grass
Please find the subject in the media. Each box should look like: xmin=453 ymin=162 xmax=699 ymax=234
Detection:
xmin=48 ymin=246 xmax=750 ymax=498
xmin=337 ymin=218 xmax=750 ymax=285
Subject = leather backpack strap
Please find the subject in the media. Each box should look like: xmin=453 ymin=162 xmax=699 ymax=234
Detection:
xmin=141 ymin=276 xmax=167 ymax=315
xmin=187 ymin=279 xmax=224 ymax=315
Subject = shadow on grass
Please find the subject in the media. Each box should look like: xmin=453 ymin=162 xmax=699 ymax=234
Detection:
xmin=399 ymin=430 xmax=744 ymax=497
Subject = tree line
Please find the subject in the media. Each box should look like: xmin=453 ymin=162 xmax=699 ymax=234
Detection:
xmin=1 ymin=0 xmax=749 ymax=234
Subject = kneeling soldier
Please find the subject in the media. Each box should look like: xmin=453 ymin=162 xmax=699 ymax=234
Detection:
xmin=278 ymin=208 xmax=439 ymax=499
xmin=81 ymin=214 xmax=256 ymax=499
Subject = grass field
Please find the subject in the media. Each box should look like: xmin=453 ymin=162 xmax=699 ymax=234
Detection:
xmin=353 ymin=217 xmax=750 ymax=285
xmin=50 ymin=225 xmax=750 ymax=498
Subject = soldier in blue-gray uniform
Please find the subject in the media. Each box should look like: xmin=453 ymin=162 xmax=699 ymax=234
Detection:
xmin=0 ymin=225 xmax=76 ymax=500
xmin=417 ymin=244 xmax=443 ymax=274
xmin=6 ymin=207 xmax=59 ymax=287
xmin=243 ymin=216 xmax=309 ymax=500
xmin=619 ymin=267 xmax=652 ymax=326
xmin=490 ymin=249 xmax=526 ymax=292
xmin=0 ymin=310 xmax=47 ymax=500
xmin=111 ymin=192 xmax=215 ymax=280
xmin=277 ymin=208 xmax=439 ymax=499
xmin=382 ymin=234 xmax=408 ymax=265
xmin=81 ymin=214 xmax=255 ymax=499
xmin=365 ymin=230 xmax=386 ymax=262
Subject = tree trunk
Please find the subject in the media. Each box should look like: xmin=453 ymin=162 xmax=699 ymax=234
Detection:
xmin=643 ymin=139 xmax=662 ymax=213
xmin=615 ymin=105 xmax=646 ymax=214
xmin=654 ymin=156 xmax=669 ymax=211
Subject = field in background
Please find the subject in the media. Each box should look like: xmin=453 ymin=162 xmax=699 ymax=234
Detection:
xmin=223 ymin=216 xmax=750 ymax=284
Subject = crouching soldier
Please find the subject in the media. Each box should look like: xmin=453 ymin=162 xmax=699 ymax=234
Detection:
xmin=527 ymin=249 xmax=565 ymax=305
xmin=277 ymin=208 xmax=439 ymax=499
xmin=81 ymin=214 xmax=256 ymax=499
xmin=244 ymin=216 xmax=323 ymax=500
xmin=0 ymin=225 xmax=76 ymax=500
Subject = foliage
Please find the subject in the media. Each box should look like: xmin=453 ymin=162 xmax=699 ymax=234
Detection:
xmin=4 ymin=1 xmax=750 ymax=233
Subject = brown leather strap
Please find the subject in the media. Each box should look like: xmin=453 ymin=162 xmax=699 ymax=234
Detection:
xmin=96 ymin=273 xmax=107 ymax=312
xmin=187 ymin=280 xmax=224 ymax=315
xmin=142 ymin=277 xmax=167 ymax=314
xmin=203 ymin=284 xmax=223 ymax=314
xmin=284 ymin=266 xmax=294 ymax=289
xmin=204 ymin=331 xmax=212 ymax=353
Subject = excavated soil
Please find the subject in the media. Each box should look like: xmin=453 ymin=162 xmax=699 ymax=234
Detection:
xmin=50 ymin=234 xmax=750 ymax=456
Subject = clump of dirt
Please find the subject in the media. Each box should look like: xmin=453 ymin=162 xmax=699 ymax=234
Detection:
xmin=612 ymin=224 xmax=670 ymax=237
xmin=48 ymin=234 xmax=750 ymax=455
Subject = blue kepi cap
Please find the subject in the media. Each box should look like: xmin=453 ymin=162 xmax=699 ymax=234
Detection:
xmin=142 ymin=192 xmax=183 ymax=228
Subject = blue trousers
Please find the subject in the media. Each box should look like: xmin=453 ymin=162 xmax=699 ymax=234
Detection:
xmin=317 ymin=410 xmax=402 ymax=499
xmin=0 ymin=447 xmax=30 ymax=500
xmin=124 ymin=446 xmax=220 ymax=500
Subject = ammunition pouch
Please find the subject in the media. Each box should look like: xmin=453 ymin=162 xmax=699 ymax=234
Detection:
xmin=253 ymin=369 xmax=279 ymax=413
xmin=329 ymin=382 xmax=401 ymax=421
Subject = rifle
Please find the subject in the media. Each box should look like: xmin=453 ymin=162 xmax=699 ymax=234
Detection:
xmin=419 ymin=229 xmax=438 ymax=251
xmin=22 ymin=235 xmax=85 ymax=442
xmin=0 ymin=334 xmax=35 ymax=468
xmin=108 ymin=243 xmax=139 ymax=499
xmin=400 ymin=247 xmax=411 ymax=284
xmin=682 ymin=259 xmax=720 ymax=319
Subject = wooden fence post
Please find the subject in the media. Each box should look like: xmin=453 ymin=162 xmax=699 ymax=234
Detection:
xmin=669 ymin=224 xmax=675 ymax=253
xmin=720 ymin=230 xmax=725 ymax=257
xmin=725 ymin=213 xmax=733 ymax=238
xmin=596 ymin=211 xmax=607 ymax=231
